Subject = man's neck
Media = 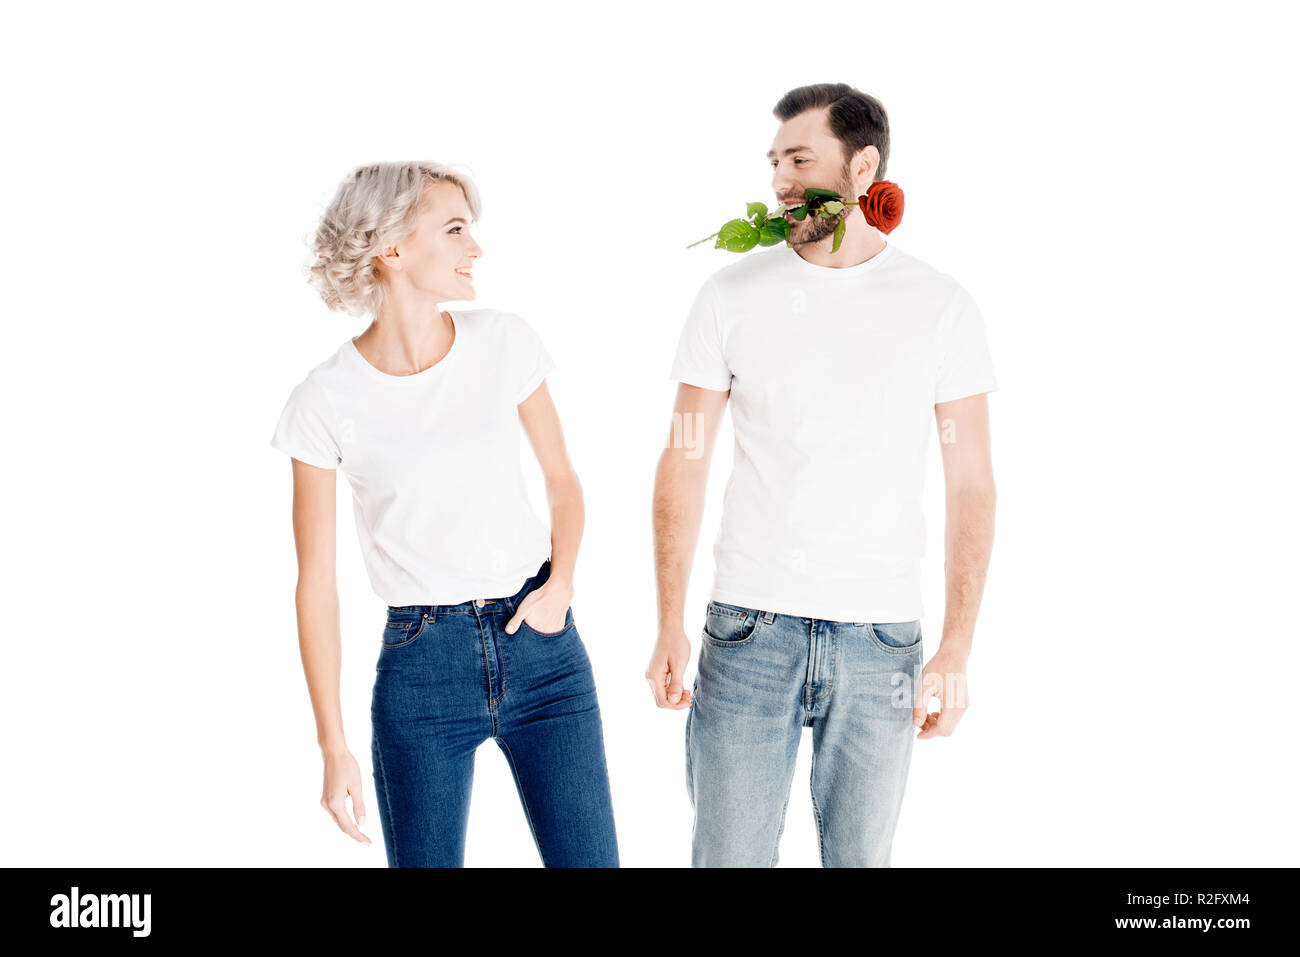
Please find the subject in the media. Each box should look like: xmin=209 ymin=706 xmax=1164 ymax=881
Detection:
xmin=792 ymin=218 xmax=887 ymax=269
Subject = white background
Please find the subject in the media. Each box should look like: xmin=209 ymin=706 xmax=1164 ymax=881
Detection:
xmin=3 ymin=0 xmax=1296 ymax=867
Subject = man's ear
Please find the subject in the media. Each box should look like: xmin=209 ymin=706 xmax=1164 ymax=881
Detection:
xmin=851 ymin=144 xmax=880 ymax=190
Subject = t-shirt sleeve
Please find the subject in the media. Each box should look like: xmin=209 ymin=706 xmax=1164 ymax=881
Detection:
xmin=934 ymin=285 xmax=999 ymax=404
xmin=506 ymin=312 xmax=556 ymax=404
xmin=269 ymin=377 xmax=342 ymax=469
xmin=668 ymin=277 xmax=732 ymax=391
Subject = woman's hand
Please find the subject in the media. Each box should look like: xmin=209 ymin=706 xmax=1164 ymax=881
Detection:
xmin=505 ymin=579 xmax=574 ymax=634
xmin=321 ymin=747 xmax=371 ymax=846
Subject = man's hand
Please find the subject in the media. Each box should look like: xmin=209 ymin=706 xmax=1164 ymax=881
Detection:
xmin=913 ymin=643 xmax=970 ymax=738
xmin=646 ymin=628 xmax=693 ymax=709
xmin=505 ymin=579 xmax=574 ymax=635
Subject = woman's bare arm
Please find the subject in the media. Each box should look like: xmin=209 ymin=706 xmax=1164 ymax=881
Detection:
xmin=508 ymin=380 xmax=583 ymax=634
xmin=289 ymin=457 xmax=369 ymax=845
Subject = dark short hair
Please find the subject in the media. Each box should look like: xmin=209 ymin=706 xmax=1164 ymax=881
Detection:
xmin=772 ymin=83 xmax=890 ymax=181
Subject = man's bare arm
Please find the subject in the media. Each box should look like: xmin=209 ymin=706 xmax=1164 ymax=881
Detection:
xmin=935 ymin=393 xmax=996 ymax=651
xmin=647 ymin=383 xmax=729 ymax=708
xmin=915 ymin=393 xmax=996 ymax=738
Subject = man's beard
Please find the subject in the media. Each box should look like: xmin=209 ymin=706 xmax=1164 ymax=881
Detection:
xmin=789 ymin=166 xmax=855 ymax=247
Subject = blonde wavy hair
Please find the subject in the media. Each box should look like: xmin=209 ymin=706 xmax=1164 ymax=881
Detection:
xmin=305 ymin=161 xmax=482 ymax=318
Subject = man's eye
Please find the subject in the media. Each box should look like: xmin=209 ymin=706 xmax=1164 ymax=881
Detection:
xmin=449 ymin=227 xmax=462 ymax=233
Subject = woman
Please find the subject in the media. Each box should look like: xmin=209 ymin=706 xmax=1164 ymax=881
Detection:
xmin=270 ymin=161 xmax=618 ymax=867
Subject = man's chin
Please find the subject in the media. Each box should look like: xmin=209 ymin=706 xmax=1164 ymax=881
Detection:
xmin=788 ymin=230 xmax=831 ymax=247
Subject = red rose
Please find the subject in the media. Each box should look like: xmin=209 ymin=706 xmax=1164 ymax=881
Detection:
xmin=858 ymin=181 xmax=904 ymax=234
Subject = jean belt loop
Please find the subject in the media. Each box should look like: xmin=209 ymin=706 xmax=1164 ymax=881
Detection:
xmin=762 ymin=610 xmax=775 ymax=624
xmin=426 ymin=605 xmax=437 ymax=623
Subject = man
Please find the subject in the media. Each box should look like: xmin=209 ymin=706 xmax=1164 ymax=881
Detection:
xmin=647 ymin=83 xmax=997 ymax=867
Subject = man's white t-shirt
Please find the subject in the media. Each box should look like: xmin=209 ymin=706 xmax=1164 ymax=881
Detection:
xmin=669 ymin=241 xmax=998 ymax=623
xmin=270 ymin=308 xmax=555 ymax=606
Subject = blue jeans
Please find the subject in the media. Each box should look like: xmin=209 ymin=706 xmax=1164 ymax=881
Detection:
xmin=370 ymin=560 xmax=618 ymax=867
xmin=685 ymin=601 xmax=923 ymax=867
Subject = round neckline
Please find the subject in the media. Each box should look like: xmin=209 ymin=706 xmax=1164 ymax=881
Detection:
xmin=347 ymin=310 xmax=461 ymax=383
xmin=782 ymin=240 xmax=895 ymax=278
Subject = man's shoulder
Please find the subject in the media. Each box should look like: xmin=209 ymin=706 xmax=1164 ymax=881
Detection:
xmin=705 ymin=244 xmax=791 ymax=290
xmin=886 ymin=246 xmax=967 ymax=296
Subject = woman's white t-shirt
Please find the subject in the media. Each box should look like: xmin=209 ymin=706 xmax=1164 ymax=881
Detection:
xmin=270 ymin=308 xmax=555 ymax=606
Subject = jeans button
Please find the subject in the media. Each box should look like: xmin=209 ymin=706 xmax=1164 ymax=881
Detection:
xmin=475 ymin=598 xmax=485 ymax=607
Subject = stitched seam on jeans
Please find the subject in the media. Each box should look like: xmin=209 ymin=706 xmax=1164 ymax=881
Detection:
xmin=497 ymin=735 xmax=548 ymax=867
xmin=810 ymin=746 xmax=828 ymax=868
xmin=492 ymin=630 xmax=509 ymax=706
xmin=373 ymin=726 xmax=398 ymax=868
xmin=823 ymin=629 xmax=838 ymax=699
xmin=684 ymin=702 xmax=694 ymax=802
xmin=772 ymin=790 xmax=791 ymax=868
xmin=476 ymin=624 xmax=498 ymax=727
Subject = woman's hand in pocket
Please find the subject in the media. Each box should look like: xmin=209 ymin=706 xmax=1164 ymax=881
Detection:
xmin=506 ymin=580 xmax=573 ymax=634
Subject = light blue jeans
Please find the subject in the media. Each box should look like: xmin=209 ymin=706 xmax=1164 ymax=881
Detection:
xmin=685 ymin=600 xmax=923 ymax=867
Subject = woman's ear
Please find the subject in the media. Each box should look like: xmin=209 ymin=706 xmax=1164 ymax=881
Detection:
xmin=375 ymin=243 xmax=400 ymax=276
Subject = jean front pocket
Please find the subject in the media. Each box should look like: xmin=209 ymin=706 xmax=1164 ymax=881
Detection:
xmin=867 ymin=619 xmax=923 ymax=655
xmin=381 ymin=609 xmax=428 ymax=650
xmin=518 ymin=606 xmax=574 ymax=638
xmin=702 ymin=601 xmax=762 ymax=646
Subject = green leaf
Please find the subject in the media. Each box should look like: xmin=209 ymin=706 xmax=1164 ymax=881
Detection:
xmin=757 ymin=217 xmax=789 ymax=245
xmin=822 ymin=200 xmax=845 ymax=215
xmin=803 ymin=187 xmax=840 ymax=199
xmin=789 ymin=205 xmax=808 ymax=221
xmin=716 ymin=218 xmax=761 ymax=252
xmin=831 ymin=216 xmax=846 ymax=253
xmin=746 ymin=202 xmax=768 ymax=223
